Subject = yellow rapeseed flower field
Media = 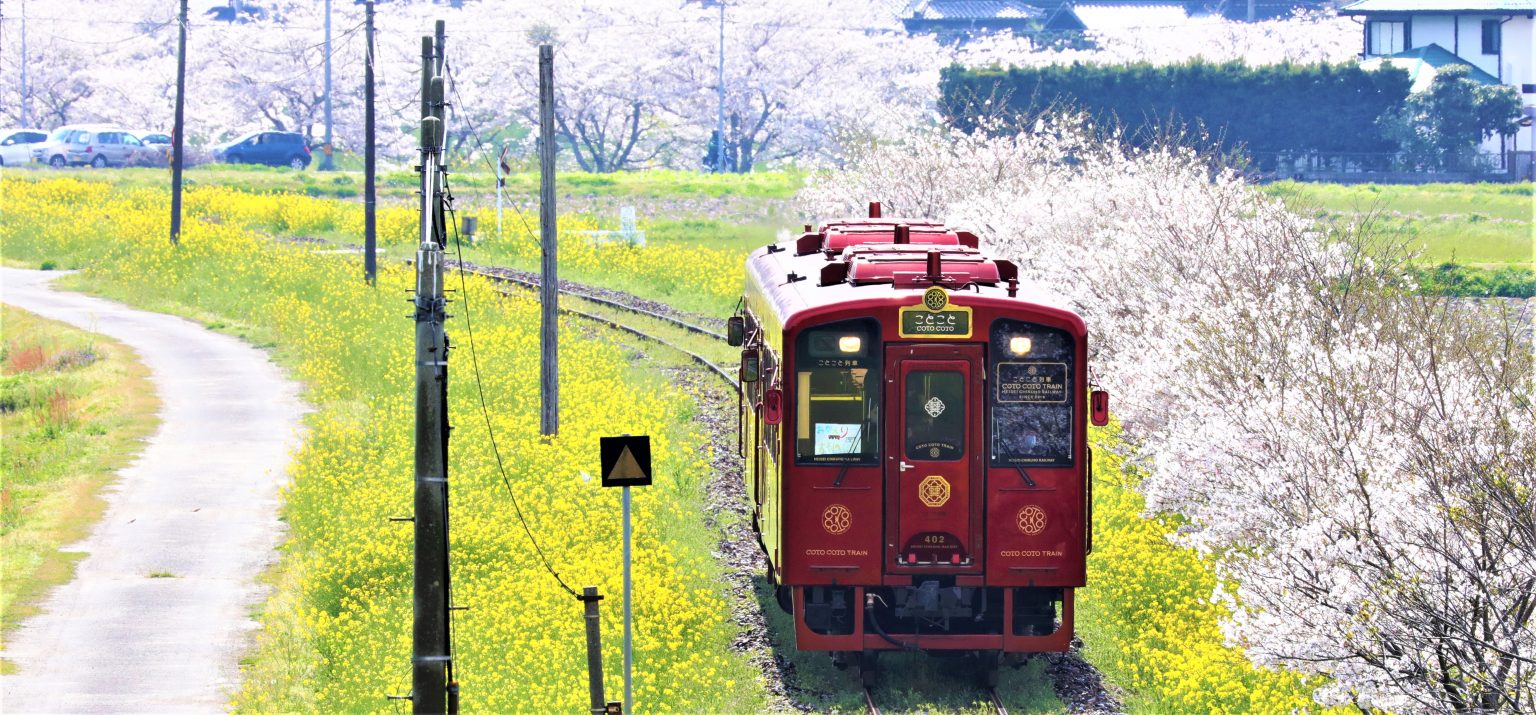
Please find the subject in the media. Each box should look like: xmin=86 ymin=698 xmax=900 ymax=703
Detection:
xmin=0 ymin=177 xmax=764 ymax=713
xmin=1 ymin=176 xmax=1341 ymax=713
xmin=1080 ymin=427 xmax=1341 ymax=713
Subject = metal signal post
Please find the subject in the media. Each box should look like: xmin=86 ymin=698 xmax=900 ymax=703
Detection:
xmin=411 ymin=32 xmax=454 ymax=715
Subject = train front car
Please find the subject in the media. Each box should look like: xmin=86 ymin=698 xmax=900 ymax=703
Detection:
xmin=730 ymin=206 xmax=1098 ymax=686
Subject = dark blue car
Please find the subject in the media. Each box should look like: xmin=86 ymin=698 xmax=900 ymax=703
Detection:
xmin=212 ymin=131 xmax=312 ymax=169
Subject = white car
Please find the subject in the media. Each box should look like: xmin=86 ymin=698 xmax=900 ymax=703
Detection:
xmin=0 ymin=129 xmax=49 ymax=167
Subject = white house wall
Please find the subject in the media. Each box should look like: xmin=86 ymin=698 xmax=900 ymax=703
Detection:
xmin=1505 ymin=17 xmax=1535 ymax=160
xmin=1414 ymin=15 xmax=1459 ymax=54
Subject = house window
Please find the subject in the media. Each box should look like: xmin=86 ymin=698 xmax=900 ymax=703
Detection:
xmin=1482 ymin=20 xmax=1501 ymax=54
xmin=1368 ymin=20 xmax=1407 ymax=55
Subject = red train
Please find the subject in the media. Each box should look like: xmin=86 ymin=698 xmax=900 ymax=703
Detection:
xmin=727 ymin=204 xmax=1108 ymax=685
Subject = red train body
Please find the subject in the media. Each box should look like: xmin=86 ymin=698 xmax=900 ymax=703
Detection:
xmin=730 ymin=206 xmax=1100 ymax=681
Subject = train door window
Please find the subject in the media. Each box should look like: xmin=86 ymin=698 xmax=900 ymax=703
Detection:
xmin=990 ymin=319 xmax=1074 ymax=467
xmin=794 ymin=319 xmax=880 ymax=465
xmin=904 ymin=371 xmax=965 ymax=461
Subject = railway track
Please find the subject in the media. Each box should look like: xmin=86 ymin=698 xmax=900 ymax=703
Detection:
xmin=448 ymin=261 xmax=1052 ymax=715
xmin=860 ymin=685 xmax=1010 ymax=715
xmin=452 ymin=261 xmax=738 ymax=389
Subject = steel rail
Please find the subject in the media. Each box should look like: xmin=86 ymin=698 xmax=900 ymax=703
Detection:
xmin=989 ymin=687 xmax=1010 ymax=715
xmin=863 ymin=686 xmax=882 ymax=715
xmin=482 ymin=283 xmax=739 ymax=390
xmin=454 ymin=262 xmax=725 ymax=340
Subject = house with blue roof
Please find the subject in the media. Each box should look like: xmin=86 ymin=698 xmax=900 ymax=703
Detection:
xmin=1341 ymin=0 xmax=1535 ymax=174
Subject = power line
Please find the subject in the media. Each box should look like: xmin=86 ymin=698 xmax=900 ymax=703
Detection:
xmin=440 ymin=163 xmax=579 ymax=601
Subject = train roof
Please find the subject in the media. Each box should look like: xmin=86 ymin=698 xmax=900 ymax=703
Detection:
xmin=745 ymin=213 xmax=1081 ymax=332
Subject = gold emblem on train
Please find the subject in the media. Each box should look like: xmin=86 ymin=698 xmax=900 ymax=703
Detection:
xmin=1017 ymin=505 xmax=1047 ymax=535
xmin=822 ymin=504 xmax=852 ymax=535
xmin=923 ymin=286 xmax=948 ymax=311
xmin=918 ymin=475 xmax=951 ymax=508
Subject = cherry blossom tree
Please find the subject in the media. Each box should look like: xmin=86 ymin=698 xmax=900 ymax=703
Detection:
xmin=801 ymin=119 xmax=1535 ymax=712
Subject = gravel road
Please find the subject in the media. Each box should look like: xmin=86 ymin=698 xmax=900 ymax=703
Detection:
xmin=0 ymin=268 xmax=305 ymax=714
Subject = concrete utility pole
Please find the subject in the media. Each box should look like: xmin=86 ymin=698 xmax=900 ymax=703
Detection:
xmin=20 ymin=0 xmax=29 ymax=128
xmin=716 ymin=1 xmax=726 ymax=173
xmin=320 ymin=0 xmax=334 ymax=170
xmin=538 ymin=44 xmax=559 ymax=436
xmin=363 ymin=0 xmax=376 ymax=283
xmin=412 ymin=37 xmax=452 ymax=715
xmin=170 ymin=0 xmax=188 ymax=246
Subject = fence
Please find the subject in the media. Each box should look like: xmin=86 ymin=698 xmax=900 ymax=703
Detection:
xmin=1246 ymin=151 xmax=1531 ymax=184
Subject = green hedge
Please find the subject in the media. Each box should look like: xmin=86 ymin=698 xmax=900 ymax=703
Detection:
xmin=940 ymin=61 xmax=1412 ymax=162
xmin=1413 ymin=262 xmax=1536 ymax=298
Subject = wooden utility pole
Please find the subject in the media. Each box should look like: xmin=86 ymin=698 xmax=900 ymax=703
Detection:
xmin=169 ymin=0 xmax=188 ymax=246
xmin=411 ymin=34 xmax=452 ymax=715
xmin=538 ymin=45 xmax=559 ymax=436
xmin=363 ymin=0 xmax=376 ymax=283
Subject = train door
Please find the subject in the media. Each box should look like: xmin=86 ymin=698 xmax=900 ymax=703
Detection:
xmin=883 ymin=344 xmax=985 ymax=572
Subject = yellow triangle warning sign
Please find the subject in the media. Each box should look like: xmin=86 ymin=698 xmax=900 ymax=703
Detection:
xmin=608 ymin=447 xmax=646 ymax=482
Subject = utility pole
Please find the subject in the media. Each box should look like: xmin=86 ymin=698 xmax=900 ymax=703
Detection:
xmin=320 ymin=0 xmax=334 ymax=170
xmin=538 ymin=45 xmax=559 ymax=436
xmin=20 ymin=0 xmax=29 ymax=128
xmin=412 ymin=36 xmax=452 ymax=715
xmin=363 ymin=0 xmax=376 ymax=283
xmin=170 ymin=0 xmax=188 ymax=247
xmin=716 ymin=1 xmax=726 ymax=173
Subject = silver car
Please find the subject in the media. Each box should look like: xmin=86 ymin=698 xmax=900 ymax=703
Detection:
xmin=32 ymin=124 xmax=147 ymax=168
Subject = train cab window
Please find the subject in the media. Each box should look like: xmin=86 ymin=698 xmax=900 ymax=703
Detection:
xmin=794 ymin=319 xmax=880 ymax=464
xmin=904 ymin=371 xmax=965 ymax=461
xmin=990 ymin=319 xmax=1074 ymax=467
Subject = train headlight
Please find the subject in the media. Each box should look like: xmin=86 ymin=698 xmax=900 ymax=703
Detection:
xmin=1009 ymin=336 xmax=1033 ymax=355
xmin=838 ymin=336 xmax=862 ymax=353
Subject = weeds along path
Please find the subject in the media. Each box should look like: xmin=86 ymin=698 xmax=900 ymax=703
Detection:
xmin=0 ymin=268 xmax=305 ymax=713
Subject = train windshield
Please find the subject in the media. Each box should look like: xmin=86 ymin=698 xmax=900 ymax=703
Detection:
xmin=794 ymin=319 xmax=880 ymax=464
xmin=989 ymin=319 xmax=1074 ymax=467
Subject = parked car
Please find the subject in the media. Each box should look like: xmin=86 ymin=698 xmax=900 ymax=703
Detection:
xmin=31 ymin=124 xmax=149 ymax=168
xmin=211 ymin=131 xmax=311 ymax=169
xmin=0 ymin=129 xmax=49 ymax=166
xmin=126 ymin=130 xmax=174 ymax=166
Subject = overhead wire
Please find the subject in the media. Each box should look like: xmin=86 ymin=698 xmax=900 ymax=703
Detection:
xmin=434 ymin=66 xmax=581 ymax=601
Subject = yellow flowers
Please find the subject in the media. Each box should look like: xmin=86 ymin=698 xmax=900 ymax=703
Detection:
xmin=0 ymin=177 xmax=764 ymax=713
xmin=1079 ymin=427 xmax=1336 ymax=713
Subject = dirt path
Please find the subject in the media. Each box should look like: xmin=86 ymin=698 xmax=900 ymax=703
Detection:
xmin=0 ymin=268 xmax=304 ymax=713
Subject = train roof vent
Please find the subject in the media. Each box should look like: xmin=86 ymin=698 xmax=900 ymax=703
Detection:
xmin=795 ymin=220 xmax=979 ymax=256
xmin=820 ymin=245 xmax=1018 ymax=288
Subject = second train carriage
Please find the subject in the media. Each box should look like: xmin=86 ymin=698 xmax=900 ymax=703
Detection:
xmin=727 ymin=204 xmax=1108 ymax=684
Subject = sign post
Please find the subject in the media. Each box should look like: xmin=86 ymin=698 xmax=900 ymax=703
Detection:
xmin=600 ymin=435 xmax=652 ymax=715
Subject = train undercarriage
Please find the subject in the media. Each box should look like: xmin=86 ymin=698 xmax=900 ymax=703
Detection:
xmin=779 ymin=583 xmax=1073 ymax=686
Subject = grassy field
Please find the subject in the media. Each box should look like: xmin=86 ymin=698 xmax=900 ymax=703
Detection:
xmin=0 ymin=171 xmax=1380 ymax=711
xmin=1265 ymin=181 xmax=1534 ymax=267
xmin=0 ymin=177 xmax=771 ymax=712
xmin=0 ymin=305 xmax=159 ymax=672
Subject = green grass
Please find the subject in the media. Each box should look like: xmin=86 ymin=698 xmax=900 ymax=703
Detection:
xmin=0 ymin=305 xmax=159 ymax=667
xmin=1266 ymin=181 xmax=1534 ymax=267
xmin=9 ymin=162 xmax=805 ymax=203
xmin=1 ymin=177 xmax=769 ymax=713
